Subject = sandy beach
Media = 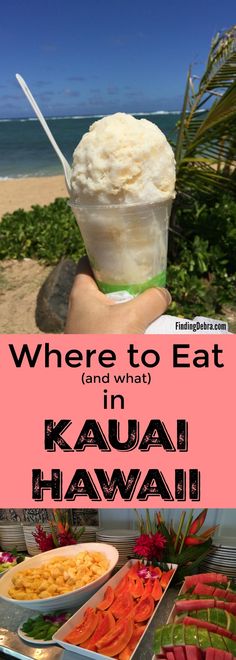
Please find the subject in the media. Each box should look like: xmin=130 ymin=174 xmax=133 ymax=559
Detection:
xmin=0 ymin=175 xmax=68 ymax=332
xmin=0 ymin=175 xmax=68 ymax=218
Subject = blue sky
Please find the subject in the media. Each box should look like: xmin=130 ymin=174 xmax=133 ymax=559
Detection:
xmin=0 ymin=0 xmax=235 ymax=118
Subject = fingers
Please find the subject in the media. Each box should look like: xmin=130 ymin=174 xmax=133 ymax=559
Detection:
xmin=70 ymin=256 xmax=102 ymax=301
xmin=75 ymin=255 xmax=93 ymax=277
xmin=67 ymin=257 xmax=172 ymax=334
xmin=128 ymin=287 xmax=171 ymax=331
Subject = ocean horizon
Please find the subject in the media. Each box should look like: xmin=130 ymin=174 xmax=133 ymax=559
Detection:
xmin=0 ymin=109 xmax=182 ymax=122
xmin=0 ymin=111 xmax=180 ymax=179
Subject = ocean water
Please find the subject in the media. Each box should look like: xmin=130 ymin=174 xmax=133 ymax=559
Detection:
xmin=0 ymin=112 xmax=179 ymax=179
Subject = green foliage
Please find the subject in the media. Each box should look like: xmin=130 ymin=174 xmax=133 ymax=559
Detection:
xmin=168 ymin=25 xmax=236 ymax=318
xmin=164 ymin=535 xmax=213 ymax=583
xmin=135 ymin=510 xmax=215 ymax=583
xmin=0 ymin=198 xmax=86 ymax=264
xmin=168 ymin=193 xmax=236 ymax=317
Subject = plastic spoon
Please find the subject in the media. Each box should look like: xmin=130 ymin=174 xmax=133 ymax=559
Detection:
xmin=16 ymin=74 xmax=72 ymax=192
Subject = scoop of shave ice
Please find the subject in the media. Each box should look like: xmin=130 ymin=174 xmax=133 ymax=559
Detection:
xmin=71 ymin=112 xmax=176 ymax=204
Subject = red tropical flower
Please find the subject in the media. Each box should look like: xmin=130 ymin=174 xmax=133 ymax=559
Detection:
xmin=33 ymin=525 xmax=55 ymax=552
xmin=33 ymin=522 xmax=83 ymax=552
xmin=58 ymin=532 xmax=77 ymax=546
xmin=151 ymin=532 xmax=167 ymax=557
xmin=134 ymin=532 xmax=166 ymax=561
xmin=134 ymin=534 xmax=153 ymax=559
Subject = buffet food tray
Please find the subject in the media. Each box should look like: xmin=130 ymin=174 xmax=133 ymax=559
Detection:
xmin=54 ymin=559 xmax=177 ymax=660
xmin=0 ymin=560 xmax=176 ymax=660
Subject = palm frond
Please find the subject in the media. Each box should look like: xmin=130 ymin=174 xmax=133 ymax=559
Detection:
xmin=174 ymin=25 xmax=236 ymax=200
xmin=191 ymin=82 xmax=236 ymax=145
xmin=175 ymin=66 xmax=192 ymax=166
xmin=200 ymin=27 xmax=236 ymax=92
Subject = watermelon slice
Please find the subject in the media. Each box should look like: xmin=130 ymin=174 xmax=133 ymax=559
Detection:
xmin=173 ymin=625 xmax=187 ymax=646
xmin=209 ymin=631 xmax=228 ymax=651
xmin=214 ymin=589 xmax=236 ymax=603
xmin=153 ymin=624 xmax=236 ymax=657
xmin=184 ymin=626 xmax=199 ymax=646
xmin=161 ymin=625 xmax=176 ymax=648
xmin=178 ymin=609 xmax=236 ymax=640
xmin=155 ymin=646 xmax=234 ymax=660
xmin=227 ymin=611 xmax=236 ymax=634
xmin=154 ymin=629 xmax=164 ymax=653
xmin=153 ymin=571 xmax=236 ymax=659
xmin=205 ymin=650 xmax=215 ymax=660
xmin=216 ymin=601 xmax=236 ymax=616
xmin=193 ymin=610 xmax=209 ymax=622
xmin=177 ymin=595 xmax=213 ymax=602
xmin=175 ymin=599 xmax=236 ymax=617
xmin=226 ymin=594 xmax=236 ymax=604
xmin=190 ymin=585 xmax=236 ymax=603
xmin=196 ymin=627 xmax=211 ymax=650
xmin=206 ymin=582 xmax=230 ymax=590
xmin=184 ymin=574 xmax=228 ymax=590
xmin=212 ymin=588 xmax=228 ymax=599
xmin=185 ymin=646 xmax=202 ymax=659
xmin=193 ymin=585 xmax=215 ymax=597
xmin=181 ymin=616 xmax=235 ymax=640
xmin=198 ymin=608 xmax=227 ymax=628
xmin=224 ymin=636 xmax=236 ymax=655
xmin=173 ymin=647 xmax=186 ymax=660
xmin=175 ymin=600 xmax=216 ymax=613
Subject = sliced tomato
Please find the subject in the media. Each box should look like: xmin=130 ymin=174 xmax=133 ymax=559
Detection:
xmin=134 ymin=594 xmax=155 ymax=622
xmin=114 ymin=574 xmax=129 ymax=597
xmin=110 ymin=591 xmax=134 ymax=619
xmin=128 ymin=575 xmax=144 ymax=599
xmin=96 ymin=617 xmax=134 ymax=656
xmin=119 ymin=647 xmax=132 ymax=660
xmin=143 ymin=578 xmax=153 ymax=595
xmin=160 ymin=569 xmax=174 ymax=589
xmin=64 ymin=607 xmax=98 ymax=645
xmin=81 ymin=611 xmax=104 ymax=650
xmin=119 ymin=624 xmax=146 ymax=659
xmin=97 ymin=586 xmax=115 ymax=611
xmin=126 ymin=561 xmax=141 ymax=578
xmin=153 ymin=566 xmax=162 ymax=577
xmin=152 ymin=578 xmax=163 ymax=601
xmin=83 ymin=611 xmax=115 ymax=650
xmin=129 ymin=623 xmax=146 ymax=649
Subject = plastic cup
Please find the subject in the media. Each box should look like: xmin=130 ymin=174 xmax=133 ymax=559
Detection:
xmin=69 ymin=199 xmax=172 ymax=295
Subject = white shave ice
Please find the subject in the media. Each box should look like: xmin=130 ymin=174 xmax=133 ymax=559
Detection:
xmin=71 ymin=112 xmax=175 ymax=204
xmin=70 ymin=113 xmax=176 ymax=291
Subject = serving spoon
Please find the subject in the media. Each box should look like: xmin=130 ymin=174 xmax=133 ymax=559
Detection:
xmin=16 ymin=74 xmax=72 ymax=193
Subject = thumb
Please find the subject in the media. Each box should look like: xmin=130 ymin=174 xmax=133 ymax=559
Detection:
xmin=127 ymin=287 xmax=172 ymax=332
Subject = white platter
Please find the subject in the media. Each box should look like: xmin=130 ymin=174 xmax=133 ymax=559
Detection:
xmin=53 ymin=559 xmax=177 ymax=660
xmin=18 ymin=612 xmax=73 ymax=646
xmin=18 ymin=623 xmax=56 ymax=646
xmin=0 ymin=542 xmax=119 ymax=612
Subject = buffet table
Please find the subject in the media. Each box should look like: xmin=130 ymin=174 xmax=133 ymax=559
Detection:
xmin=0 ymin=588 xmax=177 ymax=660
